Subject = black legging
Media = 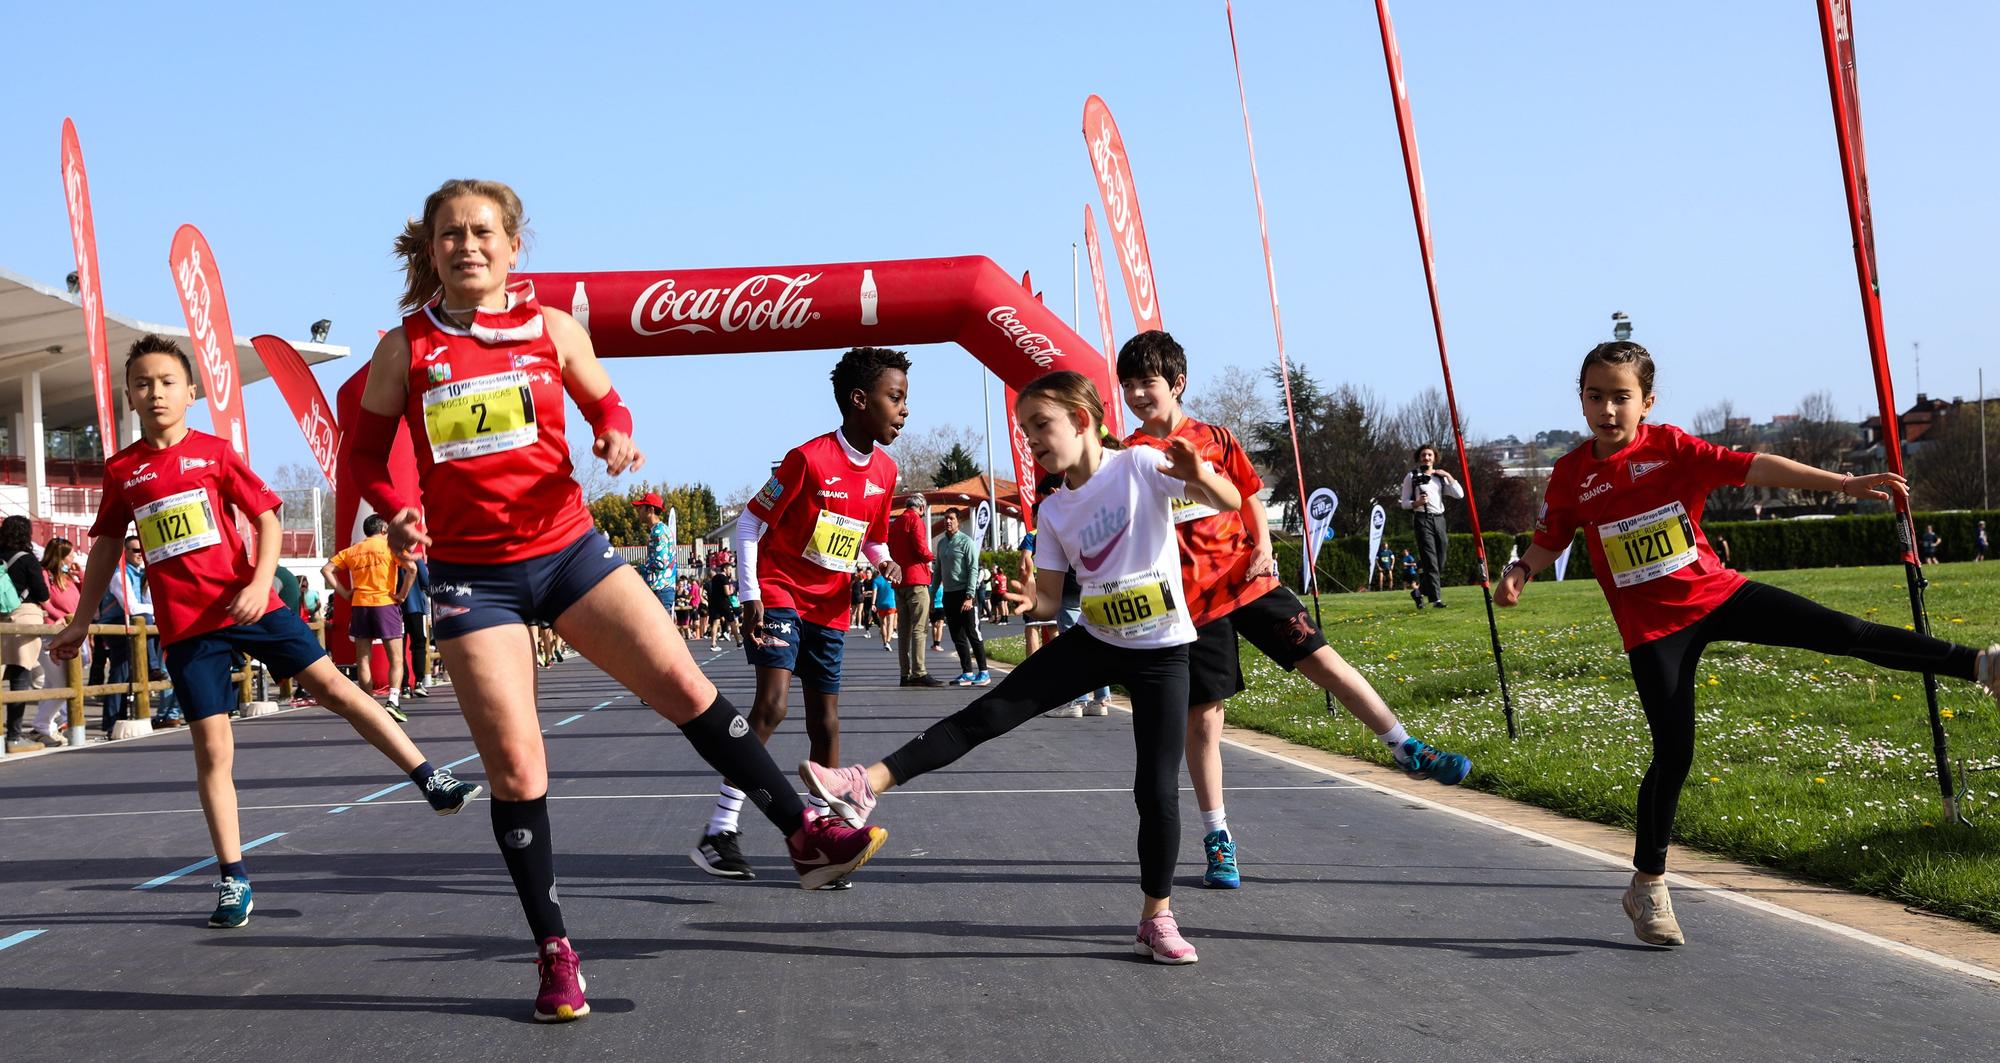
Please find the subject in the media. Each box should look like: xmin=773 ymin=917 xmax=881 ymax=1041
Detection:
xmin=943 ymin=589 xmax=987 ymax=674
xmin=1627 ymin=580 xmax=1979 ymax=875
xmin=403 ymin=613 xmax=428 ymax=686
xmin=883 ymin=626 xmax=1189 ymax=899
xmin=4 ymin=664 xmax=33 ymax=739
xmin=1413 ymin=512 xmax=1447 ymax=604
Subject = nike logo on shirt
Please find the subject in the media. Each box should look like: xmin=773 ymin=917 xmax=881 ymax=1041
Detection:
xmin=1078 ymin=526 xmax=1127 ymax=570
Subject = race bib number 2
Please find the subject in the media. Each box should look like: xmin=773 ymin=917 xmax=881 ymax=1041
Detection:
xmin=135 ymin=488 xmax=222 ymax=564
xmin=1599 ymin=500 xmax=1699 ymax=588
xmin=804 ymin=510 xmax=867 ymax=570
xmin=1081 ymin=572 xmax=1179 ymax=640
xmin=423 ymin=370 xmax=537 ymax=463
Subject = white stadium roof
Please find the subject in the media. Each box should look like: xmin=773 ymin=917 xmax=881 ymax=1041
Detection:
xmin=0 ymin=266 xmax=348 ymax=434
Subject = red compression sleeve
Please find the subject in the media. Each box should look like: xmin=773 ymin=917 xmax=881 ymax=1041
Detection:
xmin=573 ymin=385 xmax=634 ymax=438
xmin=350 ymin=406 xmax=413 ymax=514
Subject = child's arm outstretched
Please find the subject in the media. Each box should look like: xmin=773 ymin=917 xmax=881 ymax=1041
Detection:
xmin=1744 ymin=454 xmax=1907 ymax=502
xmin=1495 ymin=542 xmax=1565 ymax=608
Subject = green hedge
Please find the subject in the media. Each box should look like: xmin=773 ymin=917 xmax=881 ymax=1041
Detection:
xmin=1277 ymin=532 xmax=1517 ymax=592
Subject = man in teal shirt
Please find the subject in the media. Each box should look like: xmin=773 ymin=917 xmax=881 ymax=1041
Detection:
xmin=935 ymin=509 xmax=987 ymax=686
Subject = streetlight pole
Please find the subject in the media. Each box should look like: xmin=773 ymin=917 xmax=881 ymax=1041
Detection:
xmin=1982 ymin=367 xmax=1988 ymax=511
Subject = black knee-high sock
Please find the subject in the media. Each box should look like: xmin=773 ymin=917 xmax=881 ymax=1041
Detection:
xmin=490 ymin=796 xmax=566 ymax=943
xmin=680 ymin=694 xmax=808 ymax=837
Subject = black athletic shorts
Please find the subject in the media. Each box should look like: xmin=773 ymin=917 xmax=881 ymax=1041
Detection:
xmin=1187 ymin=584 xmax=1330 ymax=705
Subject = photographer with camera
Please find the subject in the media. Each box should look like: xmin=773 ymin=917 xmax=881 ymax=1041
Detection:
xmin=1398 ymin=444 xmax=1463 ymax=609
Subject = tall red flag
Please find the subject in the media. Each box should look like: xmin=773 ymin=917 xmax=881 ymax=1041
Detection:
xmin=59 ymin=119 xmax=117 ymax=452
xmin=1367 ymin=0 xmax=1516 ymax=732
xmin=168 ymin=225 xmax=249 ymax=461
xmin=1083 ymin=206 xmax=1118 ymax=363
xmin=1815 ymin=0 xmax=1960 ymax=821
xmin=250 ymin=335 xmax=340 ymax=486
xmin=1003 ymin=384 xmax=1039 ymax=531
xmin=1082 ymin=95 xmax=1164 ymax=338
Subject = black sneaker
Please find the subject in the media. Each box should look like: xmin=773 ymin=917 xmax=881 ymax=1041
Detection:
xmin=691 ymin=830 xmax=755 ymax=879
xmin=423 ymin=767 xmax=483 ymax=814
xmin=910 ymin=675 xmax=947 ymax=688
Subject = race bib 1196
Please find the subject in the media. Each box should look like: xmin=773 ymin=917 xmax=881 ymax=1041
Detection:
xmin=1081 ymin=571 xmax=1179 ymax=640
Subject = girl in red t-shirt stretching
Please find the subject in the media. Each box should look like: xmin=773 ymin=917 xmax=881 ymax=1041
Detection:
xmin=1497 ymin=341 xmax=2000 ymax=948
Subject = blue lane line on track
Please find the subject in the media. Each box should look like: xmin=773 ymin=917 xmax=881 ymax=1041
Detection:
xmin=327 ymin=807 xmax=351 ymax=814
xmin=134 ymin=831 xmax=287 ymax=890
xmin=0 ymin=930 xmax=47 ymax=952
xmin=555 ymin=713 xmax=585 ymax=727
xmin=441 ymin=752 xmax=481 ymax=771
xmin=354 ymin=781 xmax=411 ymax=803
xmin=589 ymin=699 xmax=615 ymax=711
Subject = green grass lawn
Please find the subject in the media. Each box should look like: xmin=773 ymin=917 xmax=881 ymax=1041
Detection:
xmin=988 ymin=562 xmax=2000 ymax=930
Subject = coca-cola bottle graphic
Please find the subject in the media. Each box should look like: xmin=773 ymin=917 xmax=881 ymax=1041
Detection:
xmin=571 ymin=281 xmax=591 ymax=334
xmin=859 ymin=269 xmax=878 ymax=326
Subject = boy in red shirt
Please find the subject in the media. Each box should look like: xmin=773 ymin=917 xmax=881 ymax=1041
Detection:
xmin=50 ymin=336 xmax=480 ymax=930
xmin=1118 ymin=331 xmax=1471 ymax=890
xmin=693 ymin=347 xmax=906 ymax=881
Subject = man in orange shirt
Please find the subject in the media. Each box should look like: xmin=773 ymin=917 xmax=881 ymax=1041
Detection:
xmin=324 ymin=514 xmax=416 ymax=721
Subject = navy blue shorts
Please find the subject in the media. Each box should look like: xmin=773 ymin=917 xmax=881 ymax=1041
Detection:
xmin=744 ymin=607 xmax=846 ymax=693
xmin=428 ymin=529 xmax=627 ymax=641
xmin=165 ymin=608 xmax=330 ymax=722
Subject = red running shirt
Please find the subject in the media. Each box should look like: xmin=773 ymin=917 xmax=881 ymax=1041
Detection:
xmin=1531 ymin=422 xmax=1755 ymax=650
xmin=90 ymin=430 xmax=284 ymax=645
xmin=399 ymin=282 xmax=593 ymax=564
xmin=1125 ymin=418 xmax=1276 ymax=626
xmin=748 ymin=431 xmax=897 ymax=629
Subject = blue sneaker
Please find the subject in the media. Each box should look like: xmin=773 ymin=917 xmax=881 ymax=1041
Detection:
xmin=973 ymin=671 xmax=991 ymax=686
xmin=1202 ymin=829 xmax=1241 ymax=889
xmin=952 ymin=673 xmax=978 ymax=686
xmin=1398 ymin=738 xmax=1471 ymax=786
xmin=209 ymin=876 xmax=253 ymax=928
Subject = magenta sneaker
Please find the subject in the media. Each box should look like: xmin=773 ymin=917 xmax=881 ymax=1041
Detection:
xmin=799 ymin=761 xmax=878 ymax=828
xmin=533 ymin=936 xmax=589 ymax=1022
xmin=1133 ymin=912 xmax=1199 ymax=965
xmin=787 ymin=807 xmax=888 ymax=890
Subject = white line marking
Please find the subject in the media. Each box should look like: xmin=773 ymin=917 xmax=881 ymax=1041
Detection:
xmin=0 ymin=784 xmax=1358 ymax=821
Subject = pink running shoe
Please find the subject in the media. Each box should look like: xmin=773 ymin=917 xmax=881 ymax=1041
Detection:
xmin=788 ymin=807 xmax=888 ymax=890
xmin=1134 ymin=912 xmax=1200 ymax=965
xmin=533 ymin=936 xmax=589 ymax=1022
xmin=799 ymin=761 xmax=878 ymax=827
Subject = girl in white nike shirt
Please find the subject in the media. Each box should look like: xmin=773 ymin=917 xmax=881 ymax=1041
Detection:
xmin=803 ymin=370 xmax=1240 ymax=964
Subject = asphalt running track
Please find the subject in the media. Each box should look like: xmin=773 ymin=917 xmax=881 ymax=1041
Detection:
xmin=3 ymin=636 xmax=1997 ymax=1063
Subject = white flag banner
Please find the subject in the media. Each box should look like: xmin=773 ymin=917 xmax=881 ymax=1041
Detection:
xmin=973 ymin=499 xmax=993 ymax=546
xmin=667 ymin=507 xmax=680 ymax=580
xmin=1302 ymin=487 xmax=1338 ymax=593
xmin=1553 ymin=542 xmax=1572 ymax=582
xmin=1365 ymin=503 xmax=1387 ymax=576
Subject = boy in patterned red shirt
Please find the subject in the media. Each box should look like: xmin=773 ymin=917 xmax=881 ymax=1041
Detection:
xmin=1118 ymin=331 xmax=1470 ymax=890
xmin=49 ymin=336 xmax=479 ymax=930
xmin=693 ymin=347 xmax=907 ymax=882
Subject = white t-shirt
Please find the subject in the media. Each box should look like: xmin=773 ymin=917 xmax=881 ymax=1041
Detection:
xmin=1033 ymin=446 xmax=1197 ymax=649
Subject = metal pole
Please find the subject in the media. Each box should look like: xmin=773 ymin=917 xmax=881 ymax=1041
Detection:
xmin=982 ymin=372 xmax=997 ymax=550
xmin=1071 ymin=243 xmax=1081 ymax=332
xmin=1981 ymin=368 xmax=1988 ymax=511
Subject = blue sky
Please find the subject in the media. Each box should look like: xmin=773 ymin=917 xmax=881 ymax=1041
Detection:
xmin=2 ymin=1 xmax=1993 ymax=500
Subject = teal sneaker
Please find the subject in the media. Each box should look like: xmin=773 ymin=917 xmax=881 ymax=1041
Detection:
xmin=209 ymin=877 xmax=253 ymax=928
xmin=973 ymin=671 xmax=991 ymax=686
xmin=1397 ymin=738 xmax=1471 ymax=786
xmin=1202 ymin=829 xmax=1241 ymax=889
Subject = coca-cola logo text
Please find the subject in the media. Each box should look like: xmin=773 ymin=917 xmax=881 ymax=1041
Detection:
xmin=173 ymin=245 xmax=234 ymax=412
xmin=631 ymin=272 xmax=822 ymax=337
xmin=1009 ymin=416 xmax=1040 ymax=508
xmin=298 ymin=400 xmax=338 ymax=480
xmin=1089 ymin=115 xmax=1158 ymax=326
xmin=61 ymin=147 xmax=112 ymax=438
xmin=985 ymin=306 xmax=1062 ymax=369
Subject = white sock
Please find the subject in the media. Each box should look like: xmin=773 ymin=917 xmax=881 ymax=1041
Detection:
xmin=1201 ymin=807 xmax=1228 ymax=836
xmin=709 ymin=784 xmax=745 ymax=835
xmin=1378 ymin=723 xmax=1410 ymax=758
xmin=386 ymin=691 xmax=400 ymax=707
xmin=805 ymin=793 xmax=831 ymax=813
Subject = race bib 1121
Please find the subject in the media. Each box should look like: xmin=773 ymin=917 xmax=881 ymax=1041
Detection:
xmin=135 ymin=487 xmax=222 ymax=564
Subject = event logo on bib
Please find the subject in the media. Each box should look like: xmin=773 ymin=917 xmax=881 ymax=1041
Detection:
xmin=632 ymin=273 xmax=821 ymax=337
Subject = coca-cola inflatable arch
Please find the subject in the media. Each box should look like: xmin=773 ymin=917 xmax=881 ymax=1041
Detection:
xmin=517 ymin=255 xmax=1118 ymax=428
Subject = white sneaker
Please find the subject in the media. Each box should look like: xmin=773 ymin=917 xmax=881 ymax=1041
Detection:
xmin=1976 ymin=645 xmax=2000 ymax=709
xmin=1044 ymin=702 xmax=1084 ymax=719
xmin=1083 ymin=699 xmax=1110 ymax=717
xmin=1622 ymin=875 xmax=1685 ymax=946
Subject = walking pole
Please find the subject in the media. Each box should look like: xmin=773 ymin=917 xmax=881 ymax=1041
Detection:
xmin=1372 ymin=0 xmax=1515 ymax=737
xmin=1815 ymin=0 xmax=1962 ymax=823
